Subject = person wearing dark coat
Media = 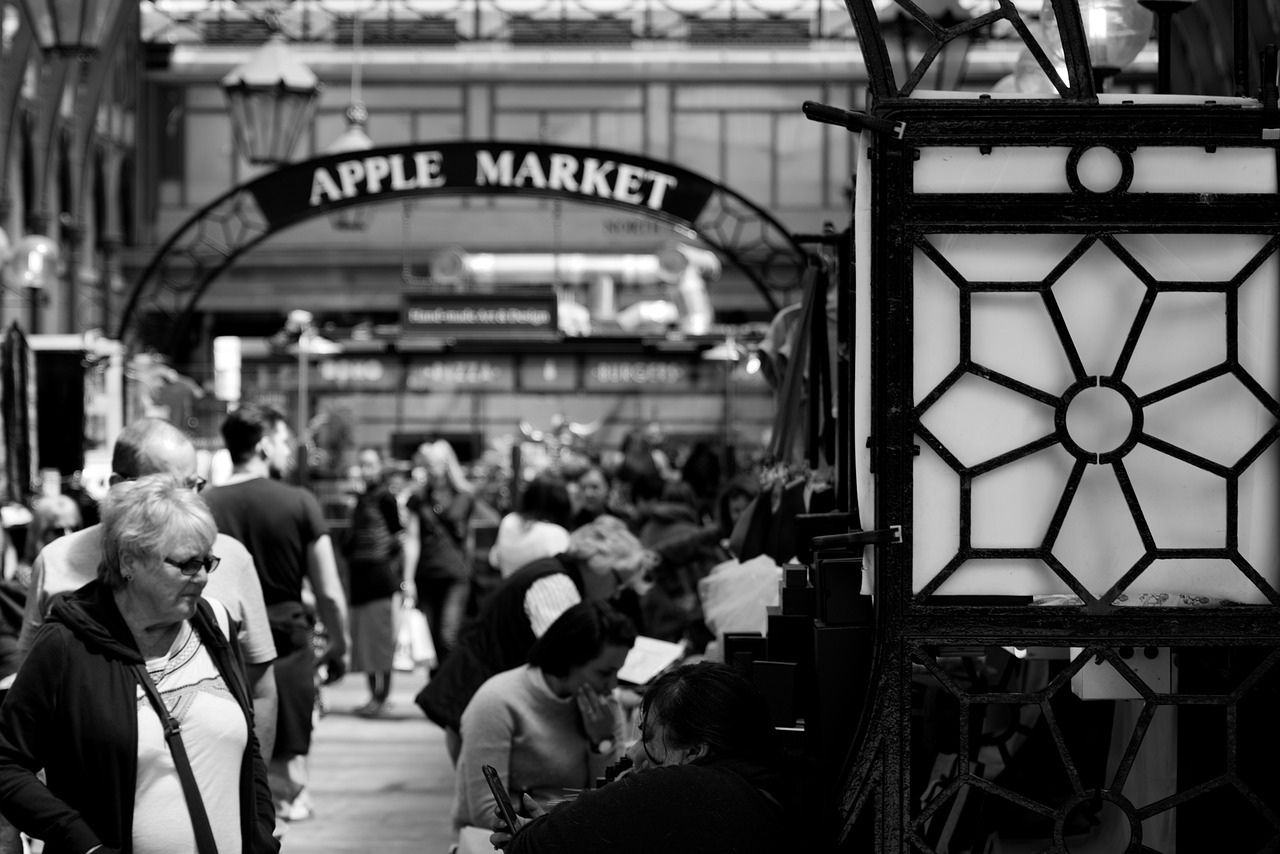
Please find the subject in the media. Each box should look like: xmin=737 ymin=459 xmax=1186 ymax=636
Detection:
xmin=492 ymin=661 xmax=788 ymax=854
xmin=0 ymin=476 xmax=277 ymax=854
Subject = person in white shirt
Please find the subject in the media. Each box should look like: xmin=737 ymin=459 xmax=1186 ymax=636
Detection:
xmin=490 ymin=473 xmax=573 ymax=578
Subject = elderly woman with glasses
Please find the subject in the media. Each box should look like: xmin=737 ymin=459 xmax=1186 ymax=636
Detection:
xmin=0 ymin=474 xmax=279 ymax=854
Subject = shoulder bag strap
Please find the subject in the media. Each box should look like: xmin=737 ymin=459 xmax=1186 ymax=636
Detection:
xmin=134 ymin=663 xmax=220 ymax=854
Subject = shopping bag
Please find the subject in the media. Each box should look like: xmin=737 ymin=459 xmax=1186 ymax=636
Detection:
xmin=697 ymin=554 xmax=782 ymax=644
xmin=393 ymin=600 xmax=437 ymax=672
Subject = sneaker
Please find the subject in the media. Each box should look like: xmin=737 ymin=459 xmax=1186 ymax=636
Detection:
xmin=355 ymin=700 xmax=391 ymax=718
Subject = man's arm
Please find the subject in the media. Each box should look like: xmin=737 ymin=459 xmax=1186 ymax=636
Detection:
xmin=307 ymin=534 xmax=350 ymax=678
xmin=246 ymin=662 xmax=277 ymax=760
xmin=401 ymin=514 xmax=420 ymax=602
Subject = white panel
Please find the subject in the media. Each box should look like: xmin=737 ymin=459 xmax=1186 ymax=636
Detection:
xmin=1113 ymin=233 xmax=1269 ymax=282
xmin=971 ymin=445 xmax=1074 ymax=550
xmin=934 ymin=559 xmax=1071 ymax=597
xmin=912 ymin=247 xmax=959 ymax=406
xmin=915 ymin=147 xmax=1070 ymax=193
xmin=912 ymin=441 xmax=959 ymax=594
xmin=1130 ymin=147 xmax=1278 ymax=193
xmin=1053 ymin=241 xmax=1147 ymax=377
xmin=1128 ymin=559 xmax=1269 ymax=604
xmin=1124 ymin=292 xmax=1225 ymax=398
xmin=920 ymin=373 xmax=1056 ymax=470
xmin=1054 ymin=464 xmax=1147 ymax=598
xmin=1238 ymin=254 xmax=1280 ymax=394
xmin=1125 ymin=445 xmax=1226 ymax=549
xmin=926 ymin=233 xmax=1079 ymax=282
xmin=1239 ymin=444 xmax=1280 ymax=596
xmin=1143 ymin=373 xmax=1273 ymax=469
xmin=971 ymin=291 xmax=1075 ymax=393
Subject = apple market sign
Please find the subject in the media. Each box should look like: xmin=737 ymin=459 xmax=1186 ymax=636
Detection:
xmin=120 ymin=140 xmax=810 ymax=354
xmin=252 ymin=142 xmax=715 ymax=227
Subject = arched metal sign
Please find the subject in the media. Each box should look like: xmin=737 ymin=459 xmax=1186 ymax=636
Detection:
xmin=116 ymin=140 xmax=811 ymax=354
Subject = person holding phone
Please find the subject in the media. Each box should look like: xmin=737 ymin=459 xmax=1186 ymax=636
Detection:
xmin=489 ymin=661 xmax=787 ymax=854
xmin=452 ymin=601 xmax=636 ymax=836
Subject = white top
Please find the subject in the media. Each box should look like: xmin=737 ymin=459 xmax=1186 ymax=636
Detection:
xmin=133 ymin=599 xmax=247 ymax=854
xmin=489 ymin=514 xmax=571 ymax=578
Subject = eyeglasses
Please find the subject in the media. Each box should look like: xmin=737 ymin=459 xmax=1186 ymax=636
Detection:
xmin=110 ymin=473 xmax=207 ymax=492
xmin=165 ymin=554 xmax=221 ymax=576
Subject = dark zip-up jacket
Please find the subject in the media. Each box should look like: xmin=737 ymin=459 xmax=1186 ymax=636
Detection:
xmin=0 ymin=580 xmax=278 ymax=854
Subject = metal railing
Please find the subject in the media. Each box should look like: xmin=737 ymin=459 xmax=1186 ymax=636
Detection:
xmin=141 ymin=0 xmax=1040 ymax=45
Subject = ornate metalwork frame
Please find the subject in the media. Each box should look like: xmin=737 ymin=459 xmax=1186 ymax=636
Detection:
xmin=835 ymin=1 xmax=1280 ymax=851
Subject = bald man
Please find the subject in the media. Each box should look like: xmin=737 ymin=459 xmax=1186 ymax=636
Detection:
xmin=17 ymin=417 xmax=279 ymax=757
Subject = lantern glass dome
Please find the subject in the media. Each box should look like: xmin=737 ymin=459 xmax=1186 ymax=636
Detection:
xmin=221 ymin=34 xmax=322 ymax=166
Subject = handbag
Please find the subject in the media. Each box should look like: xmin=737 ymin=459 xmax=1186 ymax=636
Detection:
xmin=393 ymin=598 xmax=437 ymax=673
xmin=135 ymin=663 xmax=220 ymax=854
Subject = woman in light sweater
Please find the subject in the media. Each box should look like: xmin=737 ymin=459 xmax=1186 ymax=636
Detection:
xmin=452 ymin=601 xmax=636 ymax=833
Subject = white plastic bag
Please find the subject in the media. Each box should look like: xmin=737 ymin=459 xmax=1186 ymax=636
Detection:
xmin=393 ymin=599 xmax=437 ymax=672
xmin=697 ymin=555 xmax=782 ymax=643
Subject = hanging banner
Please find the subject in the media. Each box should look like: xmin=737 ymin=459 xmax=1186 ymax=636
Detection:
xmin=249 ymin=142 xmax=718 ymax=230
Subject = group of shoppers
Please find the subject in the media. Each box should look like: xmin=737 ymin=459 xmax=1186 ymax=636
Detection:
xmin=0 ymin=411 xmax=784 ymax=854
xmin=0 ymin=404 xmax=352 ymax=853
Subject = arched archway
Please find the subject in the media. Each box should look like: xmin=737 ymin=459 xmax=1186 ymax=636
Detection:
xmin=117 ymin=141 xmax=812 ymax=354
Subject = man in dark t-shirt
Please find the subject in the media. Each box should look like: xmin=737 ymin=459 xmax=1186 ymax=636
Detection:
xmin=203 ymin=403 xmax=350 ymax=822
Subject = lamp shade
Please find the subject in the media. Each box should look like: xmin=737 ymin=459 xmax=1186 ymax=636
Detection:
xmin=1042 ymin=0 xmax=1153 ymax=77
xmin=221 ymin=34 xmax=322 ymax=166
xmin=19 ymin=0 xmax=125 ymax=55
xmin=325 ymin=103 xmax=375 ymax=231
xmin=4 ymin=234 xmax=61 ymax=290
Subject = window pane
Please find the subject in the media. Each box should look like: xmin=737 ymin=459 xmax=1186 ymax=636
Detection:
xmin=724 ymin=113 xmax=772 ymax=205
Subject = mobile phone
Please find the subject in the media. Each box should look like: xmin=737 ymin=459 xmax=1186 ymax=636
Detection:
xmin=482 ymin=764 xmax=521 ymax=832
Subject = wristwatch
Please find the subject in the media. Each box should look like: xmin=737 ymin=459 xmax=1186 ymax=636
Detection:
xmin=591 ymin=738 xmax=615 ymax=755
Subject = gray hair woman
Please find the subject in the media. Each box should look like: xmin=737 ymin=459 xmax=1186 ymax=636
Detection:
xmin=417 ymin=514 xmax=656 ymax=763
xmin=0 ymin=474 xmax=278 ymax=854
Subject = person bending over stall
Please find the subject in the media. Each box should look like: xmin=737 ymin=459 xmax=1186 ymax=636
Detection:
xmin=416 ymin=514 xmax=654 ymax=764
xmin=490 ymin=661 xmax=787 ymax=854
xmin=452 ymin=601 xmax=636 ymax=833
xmin=0 ymin=475 xmax=278 ymax=854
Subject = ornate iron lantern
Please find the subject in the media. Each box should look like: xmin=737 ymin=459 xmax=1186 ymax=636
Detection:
xmin=18 ymin=0 xmax=126 ymax=56
xmin=325 ymin=103 xmax=375 ymax=231
xmin=221 ymin=34 xmax=322 ymax=166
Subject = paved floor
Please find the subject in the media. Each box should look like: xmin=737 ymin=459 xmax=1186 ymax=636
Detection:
xmin=281 ymin=668 xmax=459 ymax=854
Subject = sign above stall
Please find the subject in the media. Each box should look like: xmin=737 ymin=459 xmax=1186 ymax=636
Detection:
xmin=405 ymin=357 xmax=515 ymax=391
xmin=249 ymin=142 xmax=718 ymax=230
xmin=402 ymin=291 xmax=558 ymax=337
xmin=583 ymin=357 xmax=693 ymax=391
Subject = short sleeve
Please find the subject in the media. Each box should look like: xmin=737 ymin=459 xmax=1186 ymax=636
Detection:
xmin=378 ymin=492 xmax=403 ymax=535
xmin=299 ymin=490 xmax=328 ymax=544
